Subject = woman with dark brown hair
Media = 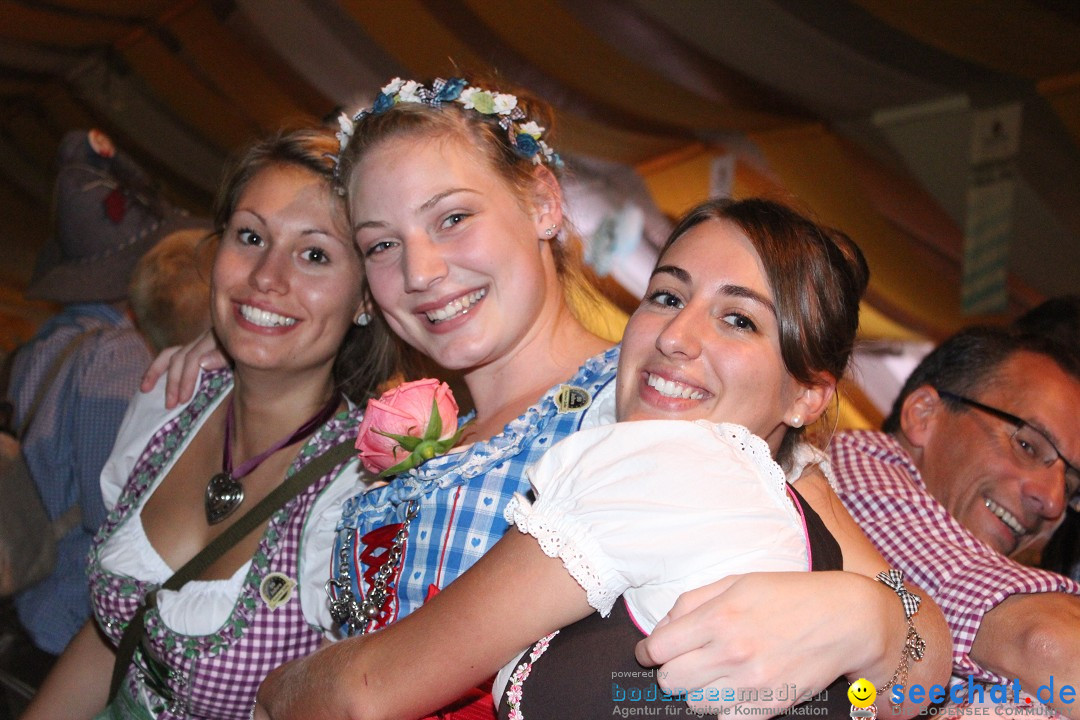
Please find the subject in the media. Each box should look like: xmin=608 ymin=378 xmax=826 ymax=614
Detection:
xmin=23 ymin=127 xmax=392 ymax=720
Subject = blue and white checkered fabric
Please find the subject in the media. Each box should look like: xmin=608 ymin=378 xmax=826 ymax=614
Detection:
xmin=332 ymin=346 xmax=618 ymax=632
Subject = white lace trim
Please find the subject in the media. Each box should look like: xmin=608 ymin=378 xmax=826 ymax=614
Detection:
xmin=577 ymin=379 xmax=616 ymax=431
xmin=705 ymin=422 xmax=800 ymax=525
xmin=504 ymin=494 xmax=619 ymax=616
xmin=789 ymin=442 xmax=838 ymax=490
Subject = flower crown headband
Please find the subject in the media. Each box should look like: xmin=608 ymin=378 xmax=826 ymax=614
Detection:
xmin=335 ymin=77 xmax=562 ymax=179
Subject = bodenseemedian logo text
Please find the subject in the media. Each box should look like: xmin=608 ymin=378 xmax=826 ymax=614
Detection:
xmin=612 ymin=680 xmax=827 ymax=716
xmin=890 ymin=677 xmax=1076 ymax=713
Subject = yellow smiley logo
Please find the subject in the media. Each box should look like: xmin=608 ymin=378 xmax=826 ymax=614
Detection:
xmin=848 ymin=678 xmax=877 ymax=708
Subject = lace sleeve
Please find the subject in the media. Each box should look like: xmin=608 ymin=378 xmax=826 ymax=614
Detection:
xmin=788 ymin=442 xmax=838 ymax=490
xmin=505 ymin=420 xmax=808 ymax=617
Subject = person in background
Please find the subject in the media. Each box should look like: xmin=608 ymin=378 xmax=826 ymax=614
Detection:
xmin=830 ymin=325 xmax=1080 ymax=717
xmin=1018 ymin=295 xmax=1080 ymax=583
xmin=129 ymin=227 xmax=216 ymax=352
xmin=5 ymin=129 xmax=206 ymax=679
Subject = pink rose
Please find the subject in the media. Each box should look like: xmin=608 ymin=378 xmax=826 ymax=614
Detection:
xmin=355 ymin=379 xmax=463 ymax=476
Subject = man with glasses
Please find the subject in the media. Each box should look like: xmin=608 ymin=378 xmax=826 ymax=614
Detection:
xmin=830 ymin=326 xmax=1080 ymax=714
xmin=1018 ymin=295 xmax=1080 ymax=583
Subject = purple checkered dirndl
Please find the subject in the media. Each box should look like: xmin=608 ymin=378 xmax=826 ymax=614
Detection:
xmin=89 ymin=370 xmax=359 ymax=719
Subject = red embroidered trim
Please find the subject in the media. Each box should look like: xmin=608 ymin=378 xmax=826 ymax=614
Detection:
xmin=358 ymin=522 xmax=405 ymax=629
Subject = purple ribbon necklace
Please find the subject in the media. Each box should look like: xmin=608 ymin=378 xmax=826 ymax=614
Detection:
xmin=205 ymin=392 xmax=341 ymax=525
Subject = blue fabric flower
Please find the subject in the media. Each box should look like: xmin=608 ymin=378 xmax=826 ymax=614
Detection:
xmin=514 ymin=133 xmax=540 ymax=158
xmin=373 ymin=92 xmax=394 ymax=114
xmin=437 ymin=77 xmax=466 ymax=103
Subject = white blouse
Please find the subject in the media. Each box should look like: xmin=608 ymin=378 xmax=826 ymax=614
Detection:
xmin=505 ymin=419 xmax=811 ymax=631
xmin=495 ymin=419 xmax=813 ymax=701
xmin=98 ymin=374 xmax=363 ymax=636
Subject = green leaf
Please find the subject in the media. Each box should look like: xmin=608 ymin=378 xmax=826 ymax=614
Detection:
xmin=448 ymin=419 xmax=472 ymax=446
xmin=376 ymin=415 xmax=472 ymax=478
xmin=374 ymin=429 xmax=422 ymax=451
xmin=378 ymin=452 xmax=422 ymax=477
xmin=473 ymin=91 xmax=495 ymax=114
xmin=423 ymin=395 xmax=443 ymax=440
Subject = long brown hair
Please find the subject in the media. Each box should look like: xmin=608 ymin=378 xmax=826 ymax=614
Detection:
xmin=214 ymin=126 xmax=399 ymax=400
xmin=661 ymin=198 xmax=870 ymax=462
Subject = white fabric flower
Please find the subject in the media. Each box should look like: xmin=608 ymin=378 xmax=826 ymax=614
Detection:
xmin=381 ymin=78 xmax=404 ymax=95
xmin=336 ymin=114 xmax=355 ymax=152
xmin=458 ymin=87 xmax=481 ymax=110
xmin=492 ymin=93 xmax=518 ymax=114
xmin=519 ymin=121 xmax=544 ymax=138
xmin=398 ymin=80 xmax=423 ymax=103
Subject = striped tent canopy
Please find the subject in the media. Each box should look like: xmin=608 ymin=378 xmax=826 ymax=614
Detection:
xmin=3 ymin=0 xmax=1080 ymax=416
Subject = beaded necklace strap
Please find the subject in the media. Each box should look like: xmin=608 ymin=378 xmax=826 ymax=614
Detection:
xmin=335 ymin=77 xmax=562 ymax=181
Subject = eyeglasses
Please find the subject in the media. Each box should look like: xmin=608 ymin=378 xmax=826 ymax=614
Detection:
xmin=938 ymin=390 xmax=1080 ymax=512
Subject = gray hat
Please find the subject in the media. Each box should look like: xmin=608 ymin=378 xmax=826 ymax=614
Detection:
xmin=26 ymin=130 xmax=211 ymax=304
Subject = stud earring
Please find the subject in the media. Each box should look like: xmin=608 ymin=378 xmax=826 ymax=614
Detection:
xmin=544 ymin=224 xmax=558 ymax=238
xmin=789 ymin=414 xmax=803 ymax=428
xmin=354 ymin=311 xmax=371 ymax=327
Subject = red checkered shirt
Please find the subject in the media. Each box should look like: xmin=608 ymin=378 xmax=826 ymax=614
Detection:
xmin=828 ymin=430 xmax=1080 ymax=683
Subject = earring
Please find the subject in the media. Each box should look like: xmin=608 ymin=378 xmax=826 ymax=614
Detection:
xmin=789 ymin=414 xmax=803 ymax=428
xmin=354 ymin=311 xmax=371 ymax=327
xmin=544 ymin=224 xmax=558 ymax=238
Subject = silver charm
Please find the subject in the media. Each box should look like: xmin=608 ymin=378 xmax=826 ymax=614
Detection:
xmin=326 ymin=500 xmax=418 ymax=635
xmin=205 ymin=472 xmax=245 ymax=525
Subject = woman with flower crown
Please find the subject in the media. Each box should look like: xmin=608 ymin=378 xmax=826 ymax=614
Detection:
xmin=22 ymin=127 xmax=396 ymax=720
xmin=151 ymin=76 xmax=949 ymax=719
xmin=256 ymin=194 xmax=953 ymax=720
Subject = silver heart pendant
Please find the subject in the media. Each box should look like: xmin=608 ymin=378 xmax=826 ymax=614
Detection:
xmin=205 ymin=472 xmax=245 ymax=525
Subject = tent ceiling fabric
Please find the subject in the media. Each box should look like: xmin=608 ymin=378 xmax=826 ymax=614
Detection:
xmin=2 ymin=0 xmax=1079 ymax=341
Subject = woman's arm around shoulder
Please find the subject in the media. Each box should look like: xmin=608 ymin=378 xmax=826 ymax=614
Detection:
xmin=256 ymin=529 xmax=593 ymax=720
xmin=139 ymin=328 xmax=226 ymax=408
xmin=796 ymin=468 xmax=952 ymax=711
xmin=635 ymin=468 xmax=951 ymax=719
